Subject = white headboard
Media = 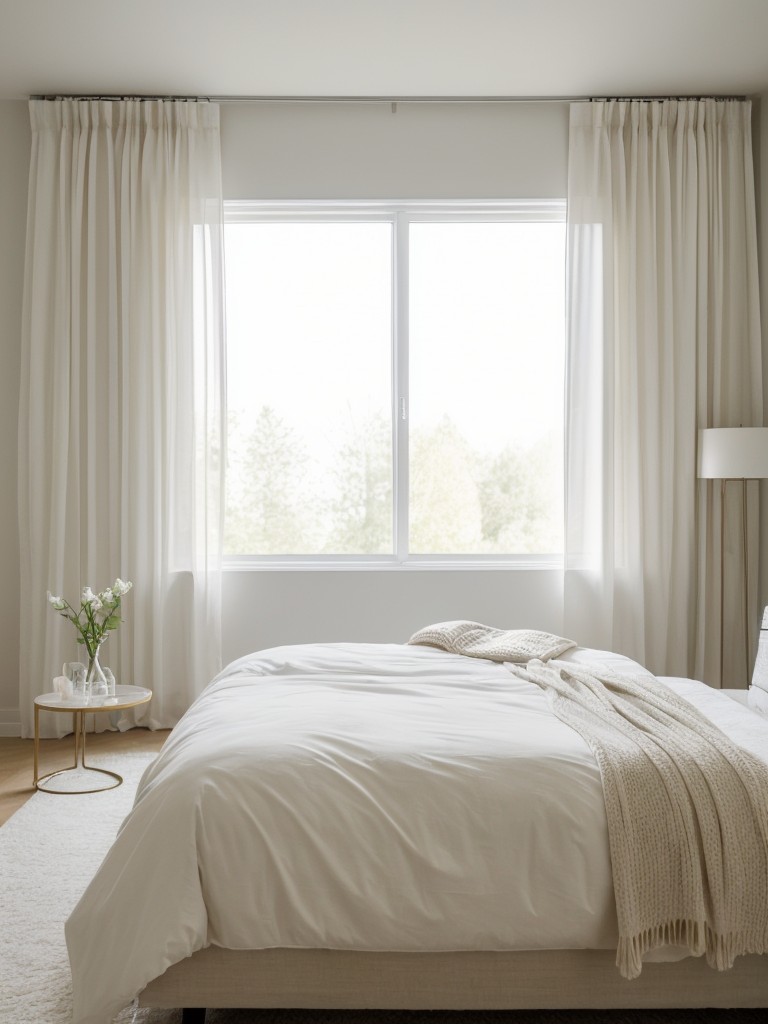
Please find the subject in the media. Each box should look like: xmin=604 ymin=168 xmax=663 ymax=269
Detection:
xmin=751 ymin=607 xmax=768 ymax=694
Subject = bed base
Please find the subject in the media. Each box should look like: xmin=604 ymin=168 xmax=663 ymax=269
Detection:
xmin=140 ymin=947 xmax=768 ymax=1013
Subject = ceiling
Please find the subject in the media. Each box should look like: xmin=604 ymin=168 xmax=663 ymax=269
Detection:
xmin=1 ymin=0 xmax=768 ymax=101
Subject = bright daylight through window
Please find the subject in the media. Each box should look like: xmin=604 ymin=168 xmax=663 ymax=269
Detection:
xmin=223 ymin=203 xmax=565 ymax=564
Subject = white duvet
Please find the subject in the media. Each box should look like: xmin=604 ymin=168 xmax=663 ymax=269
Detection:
xmin=65 ymin=643 xmax=768 ymax=1024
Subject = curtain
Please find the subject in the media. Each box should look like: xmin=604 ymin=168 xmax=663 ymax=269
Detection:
xmin=19 ymin=99 xmax=225 ymax=737
xmin=565 ymin=99 xmax=763 ymax=688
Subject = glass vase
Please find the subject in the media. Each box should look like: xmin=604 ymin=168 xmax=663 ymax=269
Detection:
xmin=87 ymin=647 xmax=109 ymax=703
xmin=70 ymin=663 xmax=89 ymax=703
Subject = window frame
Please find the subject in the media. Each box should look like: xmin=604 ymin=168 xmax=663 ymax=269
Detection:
xmin=223 ymin=199 xmax=566 ymax=571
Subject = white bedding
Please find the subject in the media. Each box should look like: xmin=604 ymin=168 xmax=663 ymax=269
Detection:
xmin=65 ymin=644 xmax=768 ymax=1024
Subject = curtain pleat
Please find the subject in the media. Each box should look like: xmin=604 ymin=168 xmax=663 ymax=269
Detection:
xmin=565 ymin=99 xmax=763 ymax=687
xmin=19 ymin=99 xmax=225 ymax=737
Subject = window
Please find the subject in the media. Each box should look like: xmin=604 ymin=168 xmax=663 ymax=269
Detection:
xmin=224 ymin=202 xmax=565 ymax=566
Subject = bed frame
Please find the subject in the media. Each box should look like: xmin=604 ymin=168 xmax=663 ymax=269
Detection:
xmin=139 ymin=946 xmax=768 ymax=1019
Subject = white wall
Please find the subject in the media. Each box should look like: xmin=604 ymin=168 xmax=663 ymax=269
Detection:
xmin=218 ymin=100 xmax=570 ymax=665
xmin=0 ymin=101 xmax=28 ymax=734
xmin=223 ymin=569 xmax=564 ymax=659
xmin=221 ymin=100 xmax=569 ymax=200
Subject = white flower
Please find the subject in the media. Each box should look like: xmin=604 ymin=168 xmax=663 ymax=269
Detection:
xmin=81 ymin=586 xmax=103 ymax=611
xmin=48 ymin=577 xmax=131 ymax=656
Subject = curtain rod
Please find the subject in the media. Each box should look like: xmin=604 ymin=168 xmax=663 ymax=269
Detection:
xmin=33 ymin=94 xmax=582 ymax=104
xmin=32 ymin=93 xmax=747 ymax=105
xmin=592 ymin=95 xmax=746 ymax=102
xmin=32 ymin=94 xmax=207 ymax=102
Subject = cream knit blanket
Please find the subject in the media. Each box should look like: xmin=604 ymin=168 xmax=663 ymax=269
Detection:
xmin=506 ymin=659 xmax=768 ymax=979
xmin=408 ymin=620 xmax=577 ymax=662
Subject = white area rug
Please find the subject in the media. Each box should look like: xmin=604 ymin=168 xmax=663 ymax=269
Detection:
xmin=0 ymin=750 xmax=158 ymax=1024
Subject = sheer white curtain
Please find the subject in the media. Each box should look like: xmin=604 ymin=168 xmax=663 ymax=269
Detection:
xmin=19 ymin=99 xmax=225 ymax=737
xmin=565 ymin=99 xmax=762 ymax=687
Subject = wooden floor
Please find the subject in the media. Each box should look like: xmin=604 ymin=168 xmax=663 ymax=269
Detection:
xmin=0 ymin=728 xmax=169 ymax=827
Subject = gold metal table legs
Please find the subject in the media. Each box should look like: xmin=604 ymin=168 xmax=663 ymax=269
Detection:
xmin=33 ymin=705 xmax=123 ymax=794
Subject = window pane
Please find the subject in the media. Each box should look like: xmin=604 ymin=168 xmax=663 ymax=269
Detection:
xmin=409 ymin=221 xmax=564 ymax=555
xmin=224 ymin=222 xmax=393 ymax=555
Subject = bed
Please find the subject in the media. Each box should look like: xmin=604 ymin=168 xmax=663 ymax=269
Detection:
xmin=64 ymin=632 xmax=768 ymax=1024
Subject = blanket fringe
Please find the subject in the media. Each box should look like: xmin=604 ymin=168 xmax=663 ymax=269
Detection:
xmin=618 ymin=921 xmax=767 ymax=980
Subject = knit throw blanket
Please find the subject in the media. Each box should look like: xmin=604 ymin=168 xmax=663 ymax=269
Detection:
xmin=506 ymin=659 xmax=768 ymax=979
xmin=408 ymin=620 xmax=577 ymax=662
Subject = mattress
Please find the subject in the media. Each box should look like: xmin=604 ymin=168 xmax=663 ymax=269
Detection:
xmin=65 ymin=642 xmax=768 ymax=1024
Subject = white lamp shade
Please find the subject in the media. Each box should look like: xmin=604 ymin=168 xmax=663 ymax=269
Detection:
xmin=698 ymin=427 xmax=768 ymax=479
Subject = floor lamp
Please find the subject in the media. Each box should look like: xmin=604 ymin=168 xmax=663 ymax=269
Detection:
xmin=698 ymin=427 xmax=768 ymax=687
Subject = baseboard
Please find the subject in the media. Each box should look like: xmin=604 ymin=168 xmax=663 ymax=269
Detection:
xmin=0 ymin=707 xmax=21 ymax=737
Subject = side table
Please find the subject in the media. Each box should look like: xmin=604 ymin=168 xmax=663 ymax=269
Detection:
xmin=33 ymin=684 xmax=153 ymax=794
